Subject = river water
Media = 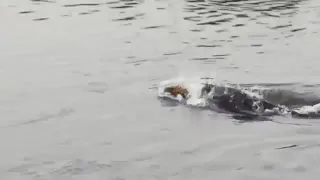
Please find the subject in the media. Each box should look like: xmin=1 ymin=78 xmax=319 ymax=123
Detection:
xmin=1 ymin=0 xmax=320 ymax=179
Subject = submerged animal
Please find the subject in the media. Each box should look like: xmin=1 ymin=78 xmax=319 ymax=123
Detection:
xmin=163 ymin=84 xmax=320 ymax=118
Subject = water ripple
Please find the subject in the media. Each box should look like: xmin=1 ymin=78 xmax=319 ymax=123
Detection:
xmin=33 ymin=17 xmax=49 ymax=21
xmin=8 ymin=159 xmax=109 ymax=179
xmin=19 ymin=11 xmax=35 ymax=14
xmin=63 ymin=3 xmax=102 ymax=7
xmin=179 ymin=0 xmax=311 ymax=62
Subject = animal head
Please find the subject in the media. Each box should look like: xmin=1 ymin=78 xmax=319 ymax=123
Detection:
xmin=164 ymin=86 xmax=189 ymax=98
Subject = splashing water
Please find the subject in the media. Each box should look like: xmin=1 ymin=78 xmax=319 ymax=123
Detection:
xmin=157 ymin=76 xmax=211 ymax=107
xmin=157 ymin=77 xmax=320 ymax=118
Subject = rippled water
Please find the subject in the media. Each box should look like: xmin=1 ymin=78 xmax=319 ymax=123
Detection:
xmin=2 ymin=0 xmax=320 ymax=179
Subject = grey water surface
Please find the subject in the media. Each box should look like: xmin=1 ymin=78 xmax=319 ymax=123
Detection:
xmin=1 ymin=0 xmax=320 ymax=179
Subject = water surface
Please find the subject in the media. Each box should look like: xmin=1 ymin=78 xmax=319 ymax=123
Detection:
xmin=1 ymin=0 xmax=320 ymax=179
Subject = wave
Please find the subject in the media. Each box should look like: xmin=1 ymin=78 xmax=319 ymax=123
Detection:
xmin=157 ymin=76 xmax=320 ymax=119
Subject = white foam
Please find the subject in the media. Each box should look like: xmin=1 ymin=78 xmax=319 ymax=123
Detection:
xmin=313 ymin=103 xmax=320 ymax=111
xmin=294 ymin=103 xmax=320 ymax=114
xmin=157 ymin=76 xmax=214 ymax=107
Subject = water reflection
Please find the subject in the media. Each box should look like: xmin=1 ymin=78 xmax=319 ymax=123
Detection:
xmin=8 ymin=0 xmax=315 ymax=66
xmin=184 ymin=0 xmax=305 ymax=30
xmin=14 ymin=0 xmax=306 ymax=32
xmin=182 ymin=0 xmax=310 ymax=63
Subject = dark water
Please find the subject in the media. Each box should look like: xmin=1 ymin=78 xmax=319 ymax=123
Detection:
xmin=2 ymin=0 xmax=320 ymax=179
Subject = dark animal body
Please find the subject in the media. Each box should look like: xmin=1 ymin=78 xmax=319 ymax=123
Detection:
xmin=201 ymin=84 xmax=280 ymax=116
xmin=164 ymin=84 xmax=320 ymax=119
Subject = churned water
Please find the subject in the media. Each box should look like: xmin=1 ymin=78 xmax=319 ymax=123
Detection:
xmin=1 ymin=0 xmax=320 ymax=179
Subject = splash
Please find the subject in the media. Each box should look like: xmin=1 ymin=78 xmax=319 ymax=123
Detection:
xmin=157 ymin=76 xmax=320 ymax=118
xmin=157 ymin=76 xmax=211 ymax=107
xmin=292 ymin=103 xmax=320 ymax=115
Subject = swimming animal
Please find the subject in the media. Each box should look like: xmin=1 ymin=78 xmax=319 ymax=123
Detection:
xmin=163 ymin=84 xmax=320 ymax=118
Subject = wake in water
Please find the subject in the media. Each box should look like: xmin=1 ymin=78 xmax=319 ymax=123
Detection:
xmin=157 ymin=77 xmax=320 ymax=120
